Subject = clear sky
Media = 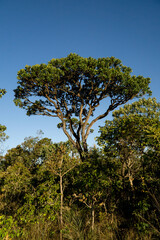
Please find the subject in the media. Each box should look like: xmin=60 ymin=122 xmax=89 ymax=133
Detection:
xmin=0 ymin=0 xmax=160 ymax=152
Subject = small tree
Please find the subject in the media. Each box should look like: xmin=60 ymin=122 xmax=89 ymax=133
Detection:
xmin=0 ymin=137 xmax=59 ymax=239
xmin=45 ymin=142 xmax=79 ymax=240
xmin=14 ymin=54 xmax=151 ymax=160
xmin=97 ymin=98 xmax=160 ymax=189
xmin=72 ymin=148 xmax=107 ymax=232
xmin=97 ymin=98 xmax=160 ymax=236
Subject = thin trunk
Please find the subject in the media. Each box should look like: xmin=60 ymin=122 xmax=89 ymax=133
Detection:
xmin=128 ymin=170 xmax=134 ymax=190
xmin=60 ymin=172 xmax=63 ymax=240
xmin=121 ymin=162 xmax=125 ymax=192
xmin=91 ymin=206 xmax=95 ymax=231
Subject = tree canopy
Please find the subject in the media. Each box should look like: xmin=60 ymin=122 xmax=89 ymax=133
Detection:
xmin=97 ymin=97 xmax=160 ymax=189
xmin=96 ymin=98 xmax=160 ymax=237
xmin=14 ymin=53 xmax=151 ymax=159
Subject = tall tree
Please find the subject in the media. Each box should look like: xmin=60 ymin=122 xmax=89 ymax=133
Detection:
xmin=14 ymin=54 xmax=151 ymax=160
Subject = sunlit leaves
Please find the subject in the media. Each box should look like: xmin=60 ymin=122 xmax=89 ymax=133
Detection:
xmin=0 ymin=125 xmax=9 ymax=145
xmin=14 ymin=54 xmax=151 ymax=159
xmin=0 ymin=89 xmax=6 ymax=99
xmin=97 ymin=98 xmax=160 ymax=189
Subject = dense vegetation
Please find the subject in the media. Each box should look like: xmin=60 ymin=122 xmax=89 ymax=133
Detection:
xmin=0 ymin=55 xmax=160 ymax=239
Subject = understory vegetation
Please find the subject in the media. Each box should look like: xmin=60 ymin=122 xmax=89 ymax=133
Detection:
xmin=0 ymin=97 xmax=160 ymax=240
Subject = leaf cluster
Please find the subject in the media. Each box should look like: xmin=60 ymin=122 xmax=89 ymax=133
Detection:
xmin=14 ymin=54 xmax=151 ymax=118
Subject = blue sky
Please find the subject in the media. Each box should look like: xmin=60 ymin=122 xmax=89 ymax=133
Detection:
xmin=0 ymin=0 xmax=160 ymax=152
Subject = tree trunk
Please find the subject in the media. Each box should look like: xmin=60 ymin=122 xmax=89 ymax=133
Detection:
xmin=76 ymin=146 xmax=86 ymax=162
xmin=83 ymin=140 xmax=88 ymax=154
xmin=91 ymin=206 xmax=95 ymax=231
xmin=128 ymin=170 xmax=134 ymax=190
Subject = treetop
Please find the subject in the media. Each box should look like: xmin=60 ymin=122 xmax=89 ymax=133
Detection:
xmin=14 ymin=53 xmax=151 ymax=118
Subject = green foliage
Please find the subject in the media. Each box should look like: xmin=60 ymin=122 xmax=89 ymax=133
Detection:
xmin=0 ymin=125 xmax=8 ymax=145
xmin=0 ymin=132 xmax=159 ymax=239
xmin=14 ymin=54 xmax=151 ymax=116
xmin=1 ymin=81 xmax=160 ymax=238
xmin=14 ymin=54 xmax=151 ymax=159
xmin=0 ymin=215 xmax=21 ymax=239
xmin=97 ymin=97 xmax=160 ymax=238
xmin=0 ymin=137 xmax=61 ymax=239
xmin=97 ymin=98 xmax=160 ymax=185
xmin=0 ymin=89 xmax=6 ymax=99
xmin=44 ymin=142 xmax=79 ymax=177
